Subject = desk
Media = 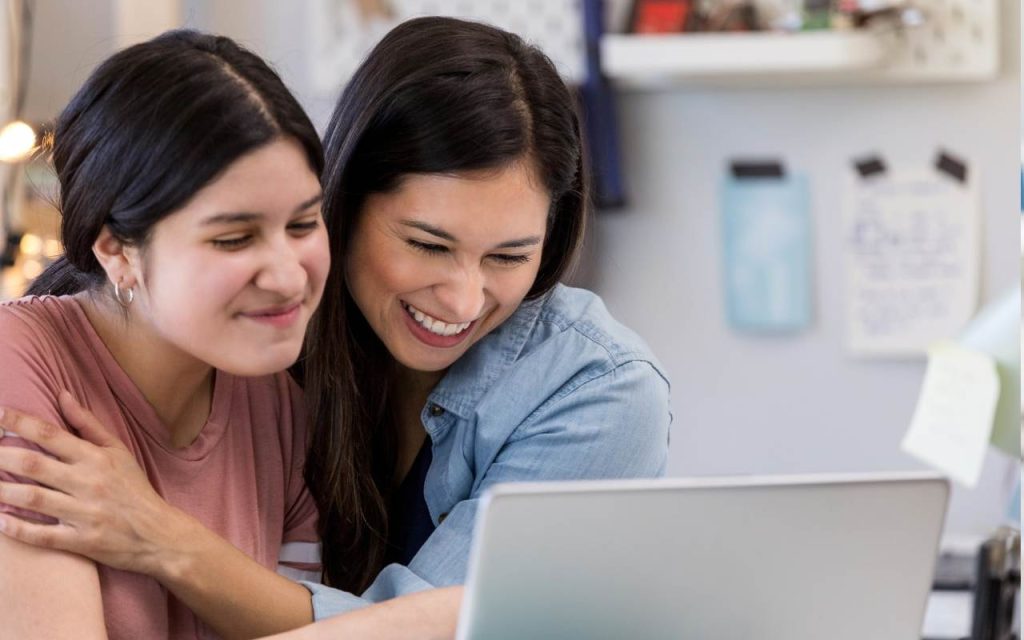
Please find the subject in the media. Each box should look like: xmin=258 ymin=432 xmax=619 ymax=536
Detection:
xmin=922 ymin=590 xmax=974 ymax=640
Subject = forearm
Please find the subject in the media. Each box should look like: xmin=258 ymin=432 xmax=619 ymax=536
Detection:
xmin=260 ymin=586 xmax=462 ymax=640
xmin=154 ymin=512 xmax=313 ymax=639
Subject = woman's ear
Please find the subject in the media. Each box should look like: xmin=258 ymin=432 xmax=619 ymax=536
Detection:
xmin=92 ymin=226 xmax=138 ymax=288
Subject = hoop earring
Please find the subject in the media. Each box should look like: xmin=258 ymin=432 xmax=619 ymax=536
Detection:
xmin=113 ymin=281 xmax=135 ymax=307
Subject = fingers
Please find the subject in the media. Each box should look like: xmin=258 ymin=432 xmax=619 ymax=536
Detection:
xmin=0 ymin=405 xmax=82 ymax=462
xmin=0 ymin=512 xmax=78 ymax=553
xmin=0 ymin=447 xmax=72 ymax=491
xmin=0 ymin=481 xmax=79 ymax=522
xmin=58 ymin=392 xmax=121 ymax=449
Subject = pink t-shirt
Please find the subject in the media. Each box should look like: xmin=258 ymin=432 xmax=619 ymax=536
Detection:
xmin=0 ymin=295 xmax=320 ymax=639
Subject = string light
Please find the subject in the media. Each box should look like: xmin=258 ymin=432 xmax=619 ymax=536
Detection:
xmin=0 ymin=120 xmax=36 ymax=163
xmin=19 ymin=232 xmax=42 ymax=255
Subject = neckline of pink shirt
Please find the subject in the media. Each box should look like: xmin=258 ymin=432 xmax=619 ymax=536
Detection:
xmin=65 ymin=296 xmax=236 ymax=461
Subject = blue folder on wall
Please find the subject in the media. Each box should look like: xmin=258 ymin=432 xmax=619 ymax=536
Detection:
xmin=580 ymin=0 xmax=626 ymax=209
xmin=720 ymin=163 xmax=812 ymax=332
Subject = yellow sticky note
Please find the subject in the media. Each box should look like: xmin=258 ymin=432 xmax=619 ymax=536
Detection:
xmin=902 ymin=342 xmax=1000 ymax=488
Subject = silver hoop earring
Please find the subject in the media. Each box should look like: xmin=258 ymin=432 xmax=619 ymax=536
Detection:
xmin=113 ymin=282 xmax=135 ymax=307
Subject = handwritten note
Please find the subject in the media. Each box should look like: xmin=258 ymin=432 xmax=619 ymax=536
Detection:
xmin=902 ymin=342 xmax=999 ymax=488
xmin=843 ymin=170 xmax=980 ymax=357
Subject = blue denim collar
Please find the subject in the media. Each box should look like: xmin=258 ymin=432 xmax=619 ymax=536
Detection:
xmin=426 ymin=289 xmax=551 ymax=422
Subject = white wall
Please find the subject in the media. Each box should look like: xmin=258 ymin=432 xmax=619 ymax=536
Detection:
xmin=24 ymin=0 xmax=115 ymax=123
xmin=181 ymin=0 xmax=338 ymax=128
xmin=587 ymin=1 xmax=1021 ymax=536
xmin=25 ymin=0 xmax=179 ymax=122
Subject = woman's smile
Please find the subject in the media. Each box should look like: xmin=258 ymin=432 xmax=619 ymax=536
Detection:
xmin=400 ymin=301 xmax=478 ymax=348
xmin=238 ymin=302 xmax=303 ymax=329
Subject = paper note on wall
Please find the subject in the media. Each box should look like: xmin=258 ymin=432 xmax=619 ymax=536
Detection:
xmin=843 ymin=169 xmax=980 ymax=357
xmin=902 ymin=342 xmax=999 ymax=488
xmin=956 ymin=287 xmax=1021 ymax=457
xmin=720 ymin=172 xmax=812 ymax=332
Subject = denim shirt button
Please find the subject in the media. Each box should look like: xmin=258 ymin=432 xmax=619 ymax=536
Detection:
xmin=428 ymin=404 xmax=445 ymax=417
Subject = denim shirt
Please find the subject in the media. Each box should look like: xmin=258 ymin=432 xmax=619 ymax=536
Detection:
xmin=302 ymin=284 xmax=672 ymax=618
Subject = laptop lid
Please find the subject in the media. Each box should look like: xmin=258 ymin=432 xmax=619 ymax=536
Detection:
xmin=456 ymin=472 xmax=949 ymax=640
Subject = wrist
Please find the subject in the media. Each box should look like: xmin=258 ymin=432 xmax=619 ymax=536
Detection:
xmin=146 ymin=507 xmax=204 ymax=585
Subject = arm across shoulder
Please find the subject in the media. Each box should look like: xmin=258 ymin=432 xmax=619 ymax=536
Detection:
xmin=0 ymin=301 xmax=109 ymax=637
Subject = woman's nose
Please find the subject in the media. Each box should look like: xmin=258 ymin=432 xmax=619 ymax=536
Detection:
xmin=433 ymin=267 xmax=486 ymax=322
xmin=255 ymin=247 xmax=306 ymax=299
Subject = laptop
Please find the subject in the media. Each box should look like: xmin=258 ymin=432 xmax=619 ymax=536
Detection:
xmin=456 ymin=472 xmax=949 ymax=640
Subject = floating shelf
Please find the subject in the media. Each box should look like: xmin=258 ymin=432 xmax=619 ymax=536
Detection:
xmin=600 ymin=0 xmax=1000 ymax=90
xmin=601 ymin=32 xmax=888 ymax=88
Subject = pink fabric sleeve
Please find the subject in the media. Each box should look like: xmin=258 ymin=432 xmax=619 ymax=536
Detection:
xmin=278 ymin=374 xmax=320 ymax=572
xmin=0 ymin=305 xmax=69 ymax=524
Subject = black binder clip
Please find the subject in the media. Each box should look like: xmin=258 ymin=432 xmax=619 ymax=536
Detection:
xmin=730 ymin=160 xmax=785 ymax=179
xmin=853 ymin=154 xmax=887 ymax=180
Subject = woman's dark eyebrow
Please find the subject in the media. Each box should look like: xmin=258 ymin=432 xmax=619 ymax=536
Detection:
xmin=400 ymin=219 xmax=541 ymax=249
xmin=293 ymin=193 xmax=323 ymax=213
xmin=201 ymin=212 xmax=262 ymax=226
xmin=494 ymin=236 xmax=543 ymax=249
xmin=201 ymin=193 xmax=323 ymax=226
xmin=401 ymin=219 xmax=455 ymax=241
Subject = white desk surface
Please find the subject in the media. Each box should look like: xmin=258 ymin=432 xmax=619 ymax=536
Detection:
xmin=921 ymin=590 xmax=973 ymax=640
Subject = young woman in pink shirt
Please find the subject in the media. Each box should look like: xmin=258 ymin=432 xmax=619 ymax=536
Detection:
xmin=0 ymin=30 xmax=457 ymax=640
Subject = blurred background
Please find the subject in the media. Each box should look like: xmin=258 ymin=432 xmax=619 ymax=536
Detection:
xmin=0 ymin=0 xmax=1018 ymax=557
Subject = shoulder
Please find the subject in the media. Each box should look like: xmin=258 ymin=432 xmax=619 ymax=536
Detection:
xmin=449 ymin=285 xmax=669 ymax=430
xmin=0 ymin=295 xmax=70 ymax=331
xmin=0 ymin=297 xmax=82 ymax=434
xmin=520 ymin=285 xmax=668 ymax=386
xmin=467 ymin=288 xmax=672 ymax=477
xmin=0 ymin=295 xmax=79 ymax=362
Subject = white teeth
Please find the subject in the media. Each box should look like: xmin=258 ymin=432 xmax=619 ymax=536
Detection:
xmin=403 ymin=303 xmax=471 ymax=337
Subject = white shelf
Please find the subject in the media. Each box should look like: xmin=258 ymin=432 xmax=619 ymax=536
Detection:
xmin=600 ymin=0 xmax=999 ymax=90
xmin=601 ymin=32 xmax=889 ymax=88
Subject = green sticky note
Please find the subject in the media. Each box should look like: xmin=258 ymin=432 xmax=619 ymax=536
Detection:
xmin=958 ymin=289 xmax=1020 ymax=457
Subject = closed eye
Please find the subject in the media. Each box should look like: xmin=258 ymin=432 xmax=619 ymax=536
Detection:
xmin=407 ymin=239 xmax=449 ymax=255
xmin=212 ymin=235 xmax=252 ymax=250
xmin=489 ymin=253 xmax=531 ymax=265
xmin=288 ymin=219 xmax=321 ymax=235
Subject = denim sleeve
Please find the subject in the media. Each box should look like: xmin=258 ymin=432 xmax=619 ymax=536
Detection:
xmin=302 ymin=359 xmax=671 ymax=619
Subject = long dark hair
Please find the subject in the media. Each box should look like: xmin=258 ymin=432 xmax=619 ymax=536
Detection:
xmin=303 ymin=16 xmax=588 ymax=591
xmin=28 ymin=29 xmax=322 ymax=297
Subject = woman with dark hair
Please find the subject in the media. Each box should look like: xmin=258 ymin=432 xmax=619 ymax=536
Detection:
xmin=298 ymin=16 xmax=670 ymax=615
xmin=0 ymin=29 xmax=457 ymax=639
xmin=0 ymin=16 xmax=669 ymax=636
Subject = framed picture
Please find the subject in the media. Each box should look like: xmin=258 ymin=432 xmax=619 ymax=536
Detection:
xmin=629 ymin=0 xmax=692 ymax=34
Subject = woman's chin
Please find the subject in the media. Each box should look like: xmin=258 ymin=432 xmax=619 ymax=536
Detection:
xmin=214 ymin=348 xmax=302 ymax=378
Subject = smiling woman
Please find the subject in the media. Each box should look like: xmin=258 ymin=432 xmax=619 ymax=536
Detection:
xmin=0 ymin=28 xmax=457 ymax=640
xmin=0 ymin=29 xmax=330 ymax=640
xmin=292 ymin=16 xmax=673 ymax=621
